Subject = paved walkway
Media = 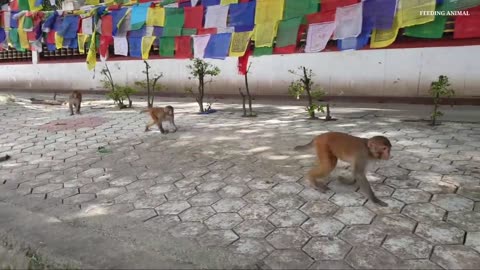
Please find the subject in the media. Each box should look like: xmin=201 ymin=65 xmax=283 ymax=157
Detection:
xmin=0 ymin=92 xmax=479 ymax=269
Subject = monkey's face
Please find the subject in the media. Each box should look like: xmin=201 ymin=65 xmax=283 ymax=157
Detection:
xmin=377 ymin=145 xmax=391 ymax=160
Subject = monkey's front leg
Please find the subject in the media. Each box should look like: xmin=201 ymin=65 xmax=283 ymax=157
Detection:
xmin=69 ymin=102 xmax=74 ymax=116
xmin=158 ymin=122 xmax=168 ymax=134
xmin=355 ymin=172 xmax=388 ymax=207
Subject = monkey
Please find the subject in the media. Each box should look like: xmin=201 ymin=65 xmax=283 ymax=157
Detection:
xmin=294 ymin=132 xmax=392 ymax=207
xmin=0 ymin=154 xmax=11 ymax=162
xmin=140 ymin=106 xmax=177 ymax=134
xmin=68 ymin=91 xmax=82 ymax=116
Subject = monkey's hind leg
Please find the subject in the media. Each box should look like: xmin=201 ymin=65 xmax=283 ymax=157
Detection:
xmin=158 ymin=122 xmax=168 ymax=134
xmin=338 ymin=176 xmax=356 ymax=185
xmin=76 ymin=101 xmax=81 ymax=114
xmin=308 ymin=157 xmax=337 ymax=192
xmin=145 ymin=120 xmax=156 ymax=132
xmin=69 ymin=102 xmax=74 ymax=116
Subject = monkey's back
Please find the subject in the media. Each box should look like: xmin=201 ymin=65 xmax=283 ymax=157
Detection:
xmin=315 ymin=132 xmax=367 ymax=163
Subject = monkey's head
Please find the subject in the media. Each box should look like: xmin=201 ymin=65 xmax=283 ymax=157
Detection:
xmin=367 ymin=136 xmax=392 ymax=160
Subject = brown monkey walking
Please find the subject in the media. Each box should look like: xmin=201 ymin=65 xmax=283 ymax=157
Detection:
xmin=294 ymin=132 xmax=392 ymax=206
xmin=68 ymin=91 xmax=82 ymax=116
xmin=140 ymin=106 xmax=177 ymax=134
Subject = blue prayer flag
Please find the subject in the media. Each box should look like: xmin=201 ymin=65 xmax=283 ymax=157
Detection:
xmin=204 ymin=33 xmax=232 ymax=60
xmin=229 ymin=1 xmax=255 ymax=29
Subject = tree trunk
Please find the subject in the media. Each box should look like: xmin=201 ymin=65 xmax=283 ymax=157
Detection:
xmin=244 ymin=72 xmax=253 ymax=116
xmin=239 ymin=88 xmax=247 ymax=116
xmin=198 ymin=76 xmax=204 ymax=112
xmin=303 ymin=67 xmax=315 ymax=119
xmin=325 ymin=103 xmax=332 ymax=121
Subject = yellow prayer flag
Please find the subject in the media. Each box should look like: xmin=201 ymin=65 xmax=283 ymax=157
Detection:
xmin=141 ymin=36 xmax=156 ymax=60
xmin=398 ymin=0 xmax=435 ymax=27
xmin=18 ymin=17 xmax=30 ymax=49
xmin=78 ymin=33 xmax=91 ymax=54
xmin=55 ymin=32 xmax=64 ymax=49
xmin=253 ymin=22 xmax=278 ymax=47
xmin=229 ymin=31 xmax=252 ymax=57
xmin=370 ymin=14 xmax=401 ymax=48
xmin=146 ymin=7 xmax=165 ymax=27
xmin=255 ymin=0 xmax=285 ymax=24
xmin=28 ymin=0 xmax=43 ymax=11
xmin=86 ymin=0 xmax=100 ymax=5
xmin=86 ymin=31 xmax=97 ymax=70
xmin=220 ymin=0 xmax=238 ymax=5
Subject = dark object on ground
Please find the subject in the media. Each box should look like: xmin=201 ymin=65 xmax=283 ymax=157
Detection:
xmin=0 ymin=154 xmax=11 ymax=162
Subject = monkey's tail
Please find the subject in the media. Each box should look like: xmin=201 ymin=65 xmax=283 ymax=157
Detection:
xmin=294 ymin=140 xmax=314 ymax=151
xmin=139 ymin=108 xmax=150 ymax=114
xmin=0 ymin=154 xmax=11 ymax=162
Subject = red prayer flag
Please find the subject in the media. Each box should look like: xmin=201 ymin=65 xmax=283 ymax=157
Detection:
xmin=238 ymin=48 xmax=252 ymax=75
xmin=239 ymin=0 xmax=250 ymax=2
xmin=99 ymin=35 xmax=113 ymax=58
xmin=454 ymin=6 xmax=480 ymax=39
xmin=197 ymin=28 xmax=217 ymax=35
xmin=306 ymin=10 xmax=336 ymax=24
xmin=273 ymin=45 xmax=296 ymax=54
xmin=101 ymin=15 xmax=113 ymax=37
xmin=47 ymin=31 xmax=56 ymax=44
xmin=320 ymin=0 xmax=359 ymax=11
xmin=10 ymin=0 xmax=19 ymax=11
xmin=175 ymin=36 xmax=193 ymax=58
xmin=184 ymin=5 xmax=204 ymax=29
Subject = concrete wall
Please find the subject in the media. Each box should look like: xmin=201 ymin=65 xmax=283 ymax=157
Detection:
xmin=1 ymin=45 xmax=479 ymax=98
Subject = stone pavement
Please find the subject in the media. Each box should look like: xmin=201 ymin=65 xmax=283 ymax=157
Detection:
xmin=0 ymin=92 xmax=479 ymax=269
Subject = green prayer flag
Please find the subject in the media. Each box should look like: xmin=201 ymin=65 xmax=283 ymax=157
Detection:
xmin=159 ymin=36 xmax=175 ymax=57
xmin=182 ymin=28 xmax=197 ymax=36
xmin=276 ymin=16 xmax=302 ymax=47
xmin=165 ymin=8 xmax=184 ymax=28
xmin=23 ymin=16 xmax=34 ymax=31
xmin=163 ymin=27 xmax=182 ymax=37
xmin=18 ymin=0 xmax=30 ymax=11
xmin=9 ymin=29 xmax=21 ymax=50
xmin=284 ymin=0 xmax=318 ymax=20
xmin=160 ymin=0 xmax=177 ymax=6
xmin=444 ymin=0 xmax=480 ymax=11
xmin=404 ymin=4 xmax=448 ymax=39
xmin=253 ymin=46 xmax=273 ymax=57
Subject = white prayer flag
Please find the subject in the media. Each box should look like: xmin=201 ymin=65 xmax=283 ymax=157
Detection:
xmin=192 ymin=34 xmax=211 ymax=59
xmin=334 ymin=2 xmax=363 ymax=40
xmin=82 ymin=17 xmax=93 ymax=35
xmin=305 ymin=22 xmax=336 ymax=53
xmin=114 ymin=36 xmax=129 ymax=56
xmin=191 ymin=0 xmax=199 ymax=6
xmin=204 ymin=5 xmax=229 ymax=29
xmin=217 ymin=26 xmax=235 ymax=33
xmin=3 ymin=11 xmax=10 ymax=29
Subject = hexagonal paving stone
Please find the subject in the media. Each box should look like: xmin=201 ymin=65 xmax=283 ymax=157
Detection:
xmin=268 ymin=209 xmax=308 ymax=227
xmin=303 ymin=237 xmax=352 ymax=260
xmin=418 ymin=181 xmax=457 ymax=194
xmin=126 ymin=179 xmax=156 ymax=192
xmin=115 ymin=191 xmax=144 ymax=204
xmin=164 ymin=188 xmax=198 ymax=201
xmin=188 ymin=192 xmax=221 ymax=206
xmin=179 ymin=206 xmax=215 ymax=222
xmin=392 ymin=188 xmax=432 ymax=204
xmin=409 ymin=171 xmax=443 ymax=182
xmin=272 ymin=172 xmax=302 ymax=182
xmin=197 ymin=181 xmax=226 ymax=192
xmin=269 ymin=195 xmax=305 ymax=210
xmin=457 ymin=186 xmax=480 ymax=201
xmin=415 ymin=222 xmax=465 ymax=245
xmin=345 ymin=246 xmax=403 ymax=269
xmin=238 ymin=204 xmax=275 ymax=220
xmin=263 ymin=249 xmax=313 ymax=269
xmin=442 ymin=174 xmax=480 ymax=186
xmin=134 ymin=195 xmax=167 ymax=209
xmin=309 ymin=260 xmax=353 ymax=270
xmin=63 ymin=193 xmax=96 ymax=205
xmin=212 ymin=198 xmax=246 ymax=213
xmin=205 ymin=213 xmax=243 ymax=230
xmin=382 ymin=234 xmax=433 ymax=259
xmin=402 ymin=203 xmax=446 ymax=222
xmin=339 ymin=225 xmax=386 ymax=246
xmin=334 ymin=207 xmax=376 ymax=225
xmin=169 ymin=222 xmax=208 ymax=238
xmin=109 ymin=175 xmax=137 ymax=186
xmin=182 ymin=168 xmax=210 ymax=178
xmin=298 ymin=188 xmax=334 ymax=201
xmin=385 ymin=178 xmax=419 ymax=189
xmin=196 ymin=230 xmax=239 ymax=247
xmin=155 ymin=173 xmax=184 ymax=184
xmin=202 ymin=171 xmax=231 ymax=182
xmin=447 ymin=211 xmax=480 ymax=231
xmin=371 ymin=184 xmax=394 ymax=197
xmin=96 ymin=187 xmax=127 ymax=199
xmin=32 ymin=183 xmax=63 ymax=194
xmin=80 ymin=182 xmax=109 ymax=194
xmin=155 ymin=200 xmax=191 ymax=215
xmin=376 ymin=166 xmax=409 ymax=178
xmin=224 ymin=174 xmax=253 ymax=185
xmin=465 ymin=232 xmax=480 ymax=253
xmin=144 ymin=215 xmax=180 ymax=232
xmin=247 ymin=178 xmax=277 ymax=190
xmin=372 ymin=214 xmax=417 ymax=234
xmin=47 ymin=187 xmax=79 ymax=199
xmin=79 ymin=168 xmax=105 ymax=178
xmin=218 ymin=185 xmax=250 ymax=198
xmin=230 ymin=238 xmax=274 ymax=260
xmin=234 ymin=219 xmax=275 ymax=238
xmin=272 ymin=182 xmax=304 ymax=195
xmin=301 ymin=218 xmax=345 ymax=237
xmin=431 ymin=194 xmax=474 ymax=212
xmin=63 ymin=178 xmax=93 ymax=188
xmin=431 ymin=245 xmax=480 ymax=269
xmin=266 ymin=227 xmax=310 ymax=249
xmin=174 ymin=177 xmax=203 ymax=189
xmin=124 ymin=209 xmax=157 ymax=222
xmin=242 ymin=190 xmax=277 ymax=204
xmin=329 ymin=192 xmax=367 ymax=207
xmin=365 ymin=197 xmax=405 ymax=215
xmin=300 ymin=200 xmax=339 ymax=217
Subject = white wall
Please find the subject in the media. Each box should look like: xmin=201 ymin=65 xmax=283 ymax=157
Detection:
xmin=1 ymin=45 xmax=479 ymax=98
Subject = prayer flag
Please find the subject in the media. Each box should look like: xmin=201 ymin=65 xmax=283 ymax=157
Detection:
xmin=454 ymin=6 xmax=480 ymax=39
xmin=146 ymin=7 xmax=165 ymax=26
xmin=141 ymin=36 xmax=156 ymax=59
xmin=370 ymin=14 xmax=401 ymax=48
xmin=228 ymin=1 xmax=255 ymax=29
xmin=78 ymin=33 xmax=90 ymax=54
xmin=159 ymin=36 xmax=175 ymax=57
xmin=253 ymin=46 xmax=272 ymax=56
xmin=204 ymin=32 xmax=232 ymax=59
xmin=175 ymin=36 xmax=193 ymax=58
xmin=130 ymin=3 xmax=151 ymax=30
xmin=184 ymin=5 xmax=203 ymax=29
xmin=404 ymin=3 xmax=448 ymax=38
xmin=205 ymin=5 xmax=229 ymax=29
xmin=275 ymin=16 xmax=302 ymax=47
xmin=253 ymin=21 xmax=278 ymax=47
xmin=128 ymin=36 xmax=142 ymax=57
xmin=398 ymin=0 xmax=435 ymax=27
xmin=305 ymin=21 xmax=335 ymax=53
xmin=255 ymin=0 xmax=284 ymax=24
xmin=192 ymin=34 xmax=211 ymax=58
xmin=229 ymin=30 xmax=252 ymax=57
xmin=284 ymin=0 xmax=318 ymax=20
xmin=164 ymin=7 xmax=184 ymax=27
xmin=334 ymin=2 xmax=363 ymax=39
xmin=202 ymin=0 xmax=220 ymax=6
xmin=221 ymin=0 xmax=237 ymax=5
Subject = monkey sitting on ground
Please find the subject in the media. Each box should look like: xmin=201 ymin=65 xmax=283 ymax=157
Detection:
xmin=294 ymin=131 xmax=392 ymax=206
xmin=68 ymin=91 xmax=82 ymax=116
xmin=0 ymin=154 xmax=11 ymax=162
xmin=140 ymin=106 xmax=177 ymax=134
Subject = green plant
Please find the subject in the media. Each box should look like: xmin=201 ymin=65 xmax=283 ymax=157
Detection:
xmin=101 ymin=64 xmax=136 ymax=109
xmin=186 ymin=58 xmax=220 ymax=113
xmin=288 ymin=66 xmax=325 ymax=119
xmin=239 ymin=62 xmax=256 ymax=117
xmin=429 ymin=75 xmax=455 ymax=126
xmin=135 ymin=60 xmax=164 ymax=108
